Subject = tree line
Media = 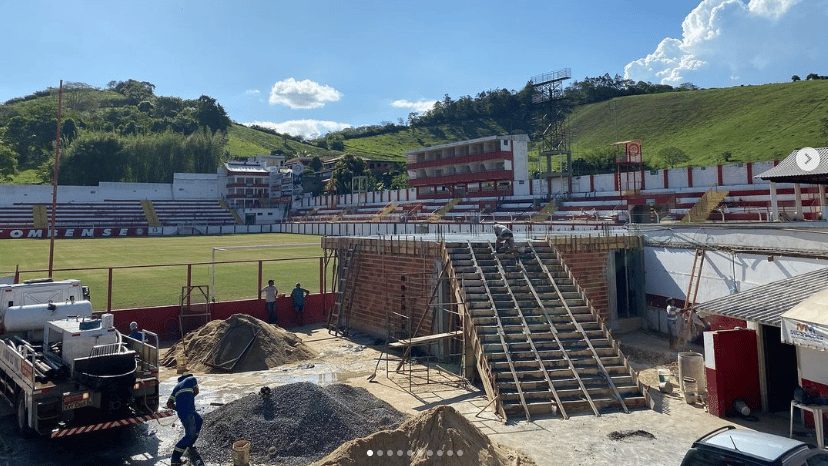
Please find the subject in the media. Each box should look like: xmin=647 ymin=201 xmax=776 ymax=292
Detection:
xmin=0 ymin=79 xmax=231 ymax=184
xmin=327 ymin=74 xmax=694 ymax=145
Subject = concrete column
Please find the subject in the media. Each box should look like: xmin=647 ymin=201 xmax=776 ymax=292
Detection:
xmin=794 ymin=183 xmax=803 ymax=220
xmin=747 ymin=320 xmax=769 ymax=413
xmin=820 ymin=185 xmax=827 ymax=220
xmin=769 ymin=182 xmax=779 ymax=221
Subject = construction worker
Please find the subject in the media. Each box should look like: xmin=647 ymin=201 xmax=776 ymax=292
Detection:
xmin=261 ymin=279 xmax=278 ymax=324
xmin=666 ymin=299 xmax=680 ymax=350
xmin=167 ymin=373 xmax=204 ymax=466
xmin=494 ymin=223 xmax=515 ymax=253
xmin=128 ymin=321 xmax=144 ymax=341
xmin=291 ymin=282 xmax=310 ymax=325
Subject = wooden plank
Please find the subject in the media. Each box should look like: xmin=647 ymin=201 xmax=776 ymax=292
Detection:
xmin=388 ymin=330 xmax=462 ymax=348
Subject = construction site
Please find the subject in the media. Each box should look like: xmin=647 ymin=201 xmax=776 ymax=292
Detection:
xmin=4 ymin=75 xmax=828 ymax=462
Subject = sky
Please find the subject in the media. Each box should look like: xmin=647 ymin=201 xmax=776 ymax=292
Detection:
xmin=2 ymin=0 xmax=827 ymax=140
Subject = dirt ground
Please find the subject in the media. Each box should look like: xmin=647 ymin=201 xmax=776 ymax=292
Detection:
xmin=0 ymin=325 xmax=816 ymax=466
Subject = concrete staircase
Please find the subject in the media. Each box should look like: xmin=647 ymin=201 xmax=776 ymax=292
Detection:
xmin=681 ymin=189 xmax=730 ymax=223
xmin=446 ymin=240 xmax=647 ymax=421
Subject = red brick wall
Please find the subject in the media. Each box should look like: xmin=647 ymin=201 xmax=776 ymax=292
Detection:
xmin=552 ymin=236 xmax=641 ymax=322
xmin=323 ymin=237 xmax=442 ymax=340
xmin=348 ymin=251 xmax=435 ymax=339
xmin=557 ymin=250 xmax=610 ymax=320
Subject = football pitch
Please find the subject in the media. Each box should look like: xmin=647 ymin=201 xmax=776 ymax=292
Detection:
xmin=0 ymin=233 xmax=327 ymax=311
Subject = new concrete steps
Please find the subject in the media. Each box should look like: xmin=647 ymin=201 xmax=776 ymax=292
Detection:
xmin=446 ymin=240 xmax=646 ymax=421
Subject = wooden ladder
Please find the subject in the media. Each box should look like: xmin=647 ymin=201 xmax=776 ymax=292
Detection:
xmin=680 ymin=249 xmax=706 ymax=347
xmin=327 ymin=243 xmax=359 ymax=336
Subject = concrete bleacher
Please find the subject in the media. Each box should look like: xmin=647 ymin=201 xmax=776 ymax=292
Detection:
xmin=287 ymin=180 xmax=822 ymax=226
xmin=151 ymin=200 xmax=238 ymax=226
xmin=0 ymin=205 xmax=36 ymax=228
xmin=12 ymin=201 xmax=150 ymax=228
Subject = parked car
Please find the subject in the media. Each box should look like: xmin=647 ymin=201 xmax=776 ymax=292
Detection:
xmin=681 ymin=426 xmax=828 ymax=466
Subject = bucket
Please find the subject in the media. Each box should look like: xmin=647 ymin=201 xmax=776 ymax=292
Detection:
xmin=232 ymin=439 xmax=250 ymax=466
xmin=657 ymin=368 xmax=673 ymax=393
xmin=175 ymin=355 xmax=188 ymax=374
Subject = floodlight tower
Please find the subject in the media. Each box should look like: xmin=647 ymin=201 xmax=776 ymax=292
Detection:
xmin=531 ymin=68 xmax=572 ymax=194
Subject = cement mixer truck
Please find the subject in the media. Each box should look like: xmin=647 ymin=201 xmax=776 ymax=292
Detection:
xmin=0 ymin=278 xmax=171 ymax=437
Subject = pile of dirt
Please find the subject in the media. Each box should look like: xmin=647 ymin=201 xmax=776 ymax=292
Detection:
xmin=195 ymin=382 xmax=406 ymax=465
xmin=312 ymin=405 xmax=535 ymax=466
xmin=160 ymin=314 xmax=316 ymax=373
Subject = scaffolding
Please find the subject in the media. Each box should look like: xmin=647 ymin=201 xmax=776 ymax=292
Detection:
xmin=380 ymin=268 xmax=467 ymax=393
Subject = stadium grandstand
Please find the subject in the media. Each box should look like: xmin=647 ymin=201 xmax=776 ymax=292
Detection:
xmin=1 ymin=138 xmax=826 ymax=239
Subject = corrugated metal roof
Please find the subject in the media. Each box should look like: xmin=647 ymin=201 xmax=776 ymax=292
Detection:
xmin=756 ymin=147 xmax=828 ymax=182
xmin=693 ymin=267 xmax=828 ymax=327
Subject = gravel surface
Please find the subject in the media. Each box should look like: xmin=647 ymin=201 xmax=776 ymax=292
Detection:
xmin=196 ymin=382 xmax=406 ymax=465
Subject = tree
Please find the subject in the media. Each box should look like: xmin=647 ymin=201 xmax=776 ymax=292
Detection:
xmin=325 ymin=154 xmax=369 ymax=194
xmin=657 ymin=146 xmax=690 ymax=168
xmin=59 ymin=132 xmax=126 ymax=185
xmin=792 ymin=75 xmax=801 ymax=82
xmin=194 ymin=95 xmax=231 ymax=133
xmin=110 ymin=79 xmax=156 ymax=104
xmin=310 ymin=156 xmax=323 ymax=172
xmin=0 ymin=141 xmax=18 ymax=181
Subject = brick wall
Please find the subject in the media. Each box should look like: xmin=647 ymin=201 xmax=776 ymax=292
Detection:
xmin=323 ymin=237 xmax=442 ymax=340
xmin=551 ymin=235 xmax=641 ymax=322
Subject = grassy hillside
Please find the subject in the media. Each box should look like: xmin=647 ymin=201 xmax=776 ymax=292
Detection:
xmin=226 ymin=124 xmax=340 ymax=159
xmin=342 ymin=119 xmax=512 ymax=161
xmin=568 ymin=80 xmax=828 ymax=167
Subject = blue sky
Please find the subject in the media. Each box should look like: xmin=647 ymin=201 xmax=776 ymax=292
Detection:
xmin=2 ymin=0 xmax=826 ymax=139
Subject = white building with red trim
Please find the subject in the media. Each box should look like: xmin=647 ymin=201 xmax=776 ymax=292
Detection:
xmin=406 ymin=134 xmax=530 ymax=199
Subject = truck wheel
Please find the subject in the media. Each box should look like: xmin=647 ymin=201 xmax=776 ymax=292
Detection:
xmin=17 ymin=395 xmax=34 ymax=436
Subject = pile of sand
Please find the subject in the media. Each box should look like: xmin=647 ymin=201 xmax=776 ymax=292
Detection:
xmin=160 ymin=314 xmax=316 ymax=373
xmin=311 ymin=405 xmax=535 ymax=466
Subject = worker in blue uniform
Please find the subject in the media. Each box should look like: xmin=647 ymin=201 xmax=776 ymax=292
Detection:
xmin=167 ymin=373 xmax=203 ymax=466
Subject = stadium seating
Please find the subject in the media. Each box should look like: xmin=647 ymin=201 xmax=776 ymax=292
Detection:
xmin=151 ymin=200 xmax=238 ymax=226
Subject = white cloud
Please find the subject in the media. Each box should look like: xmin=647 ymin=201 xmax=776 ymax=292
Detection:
xmin=392 ymin=99 xmax=437 ymax=114
xmin=245 ymin=89 xmax=260 ymax=95
xmin=268 ymin=78 xmax=342 ymax=109
xmin=624 ymin=0 xmax=826 ymax=87
xmin=245 ymin=119 xmax=352 ymax=140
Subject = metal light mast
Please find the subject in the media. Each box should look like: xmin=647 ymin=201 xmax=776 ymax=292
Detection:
xmin=531 ymin=68 xmax=572 ymax=193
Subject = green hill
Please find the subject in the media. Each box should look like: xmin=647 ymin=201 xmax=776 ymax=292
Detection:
xmin=341 ymin=119 xmax=511 ymax=161
xmin=568 ymin=80 xmax=828 ymax=167
xmin=226 ymin=124 xmax=337 ymax=159
xmin=337 ymin=80 xmax=828 ymax=170
xmin=4 ymin=79 xmax=828 ymax=186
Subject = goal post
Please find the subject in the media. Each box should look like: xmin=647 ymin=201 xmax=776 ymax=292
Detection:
xmin=209 ymin=242 xmax=321 ymax=302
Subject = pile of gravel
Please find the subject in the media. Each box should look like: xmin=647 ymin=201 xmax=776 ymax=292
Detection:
xmin=196 ymin=382 xmax=406 ymax=465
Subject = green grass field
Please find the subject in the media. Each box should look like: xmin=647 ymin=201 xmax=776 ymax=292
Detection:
xmin=0 ymin=233 xmax=329 ymax=311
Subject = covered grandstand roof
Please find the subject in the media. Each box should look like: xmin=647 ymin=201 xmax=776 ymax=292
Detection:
xmin=224 ymin=161 xmax=270 ymax=175
xmin=756 ymin=147 xmax=828 ymax=183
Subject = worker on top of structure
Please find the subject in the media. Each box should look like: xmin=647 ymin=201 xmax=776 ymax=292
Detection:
xmin=167 ymin=373 xmax=204 ymax=466
xmin=494 ymin=223 xmax=516 ymax=254
xmin=128 ymin=321 xmax=144 ymax=341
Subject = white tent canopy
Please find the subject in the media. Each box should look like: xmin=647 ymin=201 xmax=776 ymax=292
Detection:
xmin=781 ymin=288 xmax=828 ymax=352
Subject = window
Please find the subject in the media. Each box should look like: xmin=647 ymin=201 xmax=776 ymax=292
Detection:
xmin=806 ymin=453 xmax=828 ymax=466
